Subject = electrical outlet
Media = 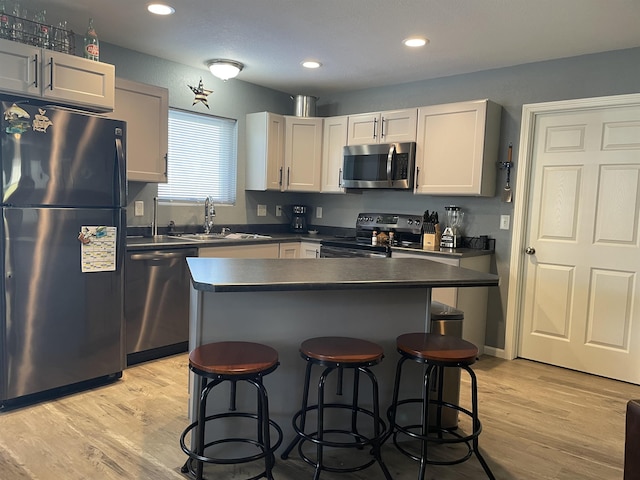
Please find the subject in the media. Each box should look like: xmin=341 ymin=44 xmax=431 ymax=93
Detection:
xmin=316 ymin=206 xmax=323 ymax=219
xmin=500 ymin=215 xmax=510 ymax=230
xmin=134 ymin=201 xmax=144 ymax=216
xmin=257 ymin=204 xmax=267 ymax=217
xmin=275 ymin=205 xmax=282 ymax=217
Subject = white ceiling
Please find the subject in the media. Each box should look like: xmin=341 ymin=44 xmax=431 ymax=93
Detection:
xmin=21 ymin=0 xmax=640 ymax=96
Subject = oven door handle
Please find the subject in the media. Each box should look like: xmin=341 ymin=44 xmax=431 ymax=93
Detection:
xmin=386 ymin=144 xmax=395 ymax=187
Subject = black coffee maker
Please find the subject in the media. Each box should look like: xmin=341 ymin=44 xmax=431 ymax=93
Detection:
xmin=290 ymin=205 xmax=308 ymax=232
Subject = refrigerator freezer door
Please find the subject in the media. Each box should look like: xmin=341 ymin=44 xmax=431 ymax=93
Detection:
xmin=1 ymin=102 xmax=126 ymax=208
xmin=0 ymin=206 xmax=125 ymax=403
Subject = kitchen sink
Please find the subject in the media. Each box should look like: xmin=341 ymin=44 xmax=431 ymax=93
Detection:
xmin=169 ymin=233 xmax=272 ymax=241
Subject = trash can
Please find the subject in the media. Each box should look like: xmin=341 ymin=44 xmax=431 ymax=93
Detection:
xmin=430 ymin=301 xmax=464 ymax=429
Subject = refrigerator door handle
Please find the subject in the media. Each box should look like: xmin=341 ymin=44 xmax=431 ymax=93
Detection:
xmin=115 ymin=136 xmax=126 ymax=207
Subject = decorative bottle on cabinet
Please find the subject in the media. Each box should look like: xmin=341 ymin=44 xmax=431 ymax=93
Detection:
xmin=83 ymin=18 xmax=99 ymax=61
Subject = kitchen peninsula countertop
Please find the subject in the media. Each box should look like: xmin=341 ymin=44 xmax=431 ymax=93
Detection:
xmin=127 ymin=233 xmax=492 ymax=258
xmin=184 ymin=256 xmax=499 ymax=434
xmin=187 ymin=257 xmax=499 ymax=292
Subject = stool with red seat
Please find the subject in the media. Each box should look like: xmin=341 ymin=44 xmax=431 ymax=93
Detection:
xmin=280 ymin=336 xmax=392 ymax=480
xmin=179 ymin=341 xmax=283 ymax=480
xmin=386 ymin=333 xmax=495 ymax=479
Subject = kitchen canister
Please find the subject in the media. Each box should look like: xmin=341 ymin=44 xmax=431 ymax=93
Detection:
xmin=291 ymin=95 xmax=318 ymax=117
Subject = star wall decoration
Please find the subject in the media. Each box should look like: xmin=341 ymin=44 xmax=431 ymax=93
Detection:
xmin=188 ymin=78 xmax=213 ymax=109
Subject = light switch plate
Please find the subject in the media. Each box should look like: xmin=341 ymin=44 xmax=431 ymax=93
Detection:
xmin=257 ymin=204 xmax=267 ymax=217
xmin=275 ymin=205 xmax=282 ymax=217
xmin=500 ymin=215 xmax=510 ymax=230
xmin=316 ymin=206 xmax=323 ymax=218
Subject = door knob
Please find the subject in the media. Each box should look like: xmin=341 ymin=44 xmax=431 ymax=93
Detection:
xmin=525 ymin=247 xmax=536 ymax=255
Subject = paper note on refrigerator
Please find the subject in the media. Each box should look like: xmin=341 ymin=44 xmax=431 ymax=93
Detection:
xmin=80 ymin=226 xmax=117 ymax=272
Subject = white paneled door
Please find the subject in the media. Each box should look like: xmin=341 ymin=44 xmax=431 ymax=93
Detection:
xmin=518 ymin=100 xmax=640 ymax=384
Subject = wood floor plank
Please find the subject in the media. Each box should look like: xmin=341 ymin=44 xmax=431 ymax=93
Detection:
xmin=0 ymin=353 xmax=638 ymax=479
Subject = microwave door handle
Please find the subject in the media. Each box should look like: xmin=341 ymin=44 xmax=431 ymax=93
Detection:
xmin=387 ymin=144 xmax=395 ymax=186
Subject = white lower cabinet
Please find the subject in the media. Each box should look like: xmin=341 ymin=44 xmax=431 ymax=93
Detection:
xmin=299 ymin=241 xmax=320 ymax=258
xmin=392 ymin=251 xmax=491 ymax=353
xmin=199 ymin=244 xmax=280 ymax=258
xmin=279 ymin=242 xmax=300 ymax=258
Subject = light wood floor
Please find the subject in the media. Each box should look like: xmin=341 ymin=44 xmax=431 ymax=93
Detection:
xmin=1 ymin=353 xmax=638 ymax=480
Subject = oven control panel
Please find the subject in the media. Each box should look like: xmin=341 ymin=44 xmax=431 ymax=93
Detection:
xmin=356 ymin=213 xmax=423 ymax=233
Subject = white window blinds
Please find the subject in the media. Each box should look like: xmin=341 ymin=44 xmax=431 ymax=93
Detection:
xmin=158 ymin=109 xmax=237 ymax=204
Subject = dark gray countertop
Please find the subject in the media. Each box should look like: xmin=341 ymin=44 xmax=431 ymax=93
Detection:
xmin=186 ymin=257 xmax=499 ymax=293
xmin=127 ymin=233 xmax=491 ymax=258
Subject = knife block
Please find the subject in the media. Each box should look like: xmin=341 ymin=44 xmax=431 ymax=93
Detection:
xmin=422 ymin=224 xmax=441 ymax=251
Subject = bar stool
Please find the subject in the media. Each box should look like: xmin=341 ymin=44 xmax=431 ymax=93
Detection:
xmin=281 ymin=336 xmax=392 ymax=480
xmin=386 ymin=333 xmax=495 ymax=480
xmin=179 ymin=341 xmax=283 ymax=480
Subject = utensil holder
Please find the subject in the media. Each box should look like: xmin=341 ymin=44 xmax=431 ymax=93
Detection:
xmin=422 ymin=232 xmax=441 ymax=250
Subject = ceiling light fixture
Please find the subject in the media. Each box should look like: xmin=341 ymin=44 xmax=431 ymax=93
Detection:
xmin=302 ymin=60 xmax=322 ymax=69
xmin=206 ymin=59 xmax=244 ymax=81
xmin=147 ymin=3 xmax=175 ymax=15
xmin=403 ymin=37 xmax=429 ymax=48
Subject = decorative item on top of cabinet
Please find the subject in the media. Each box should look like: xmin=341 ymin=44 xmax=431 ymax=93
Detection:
xmin=106 ymin=78 xmax=168 ymax=182
xmin=0 ymin=38 xmax=115 ymax=111
xmin=245 ymin=112 xmax=323 ymax=192
xmin=321 ymin=115 xmax=348 ymax=193
xmin=414 ymin=99 xmax=501 ymax=196
xmin=346 ymin=108 xmax=417 ymax=146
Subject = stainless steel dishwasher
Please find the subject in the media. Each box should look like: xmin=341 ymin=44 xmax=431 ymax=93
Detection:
xmin=125 ymin=247 xmax=198 ymax=365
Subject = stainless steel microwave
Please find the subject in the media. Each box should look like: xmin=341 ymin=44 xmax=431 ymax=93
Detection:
xmin=342 ymin=142 xmax=416 ymax=189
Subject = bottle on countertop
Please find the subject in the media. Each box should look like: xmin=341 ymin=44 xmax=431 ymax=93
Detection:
xmin=372 ymin=230 xmax=378 ymax=246
xmin=83 ymin=17 xmax=99 ymax=61
xmin=388 ymin=231 xmax=395 ymax=246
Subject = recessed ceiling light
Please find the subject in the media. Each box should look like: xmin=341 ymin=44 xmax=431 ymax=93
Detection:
xmin=302 ymin=60 xmax=322 ymax=69
xmin=403 ymin=37 xmax=429 ymax=48
xmin=147 ymin=3 xmax=175 ymax=15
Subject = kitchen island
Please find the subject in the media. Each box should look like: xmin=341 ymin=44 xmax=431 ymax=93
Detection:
xmin=185 ymin=257 xmax=499 ymax=441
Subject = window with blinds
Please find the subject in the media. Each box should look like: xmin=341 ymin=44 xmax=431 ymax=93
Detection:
xmin=158 ymin=109 xmax=238 ymax=204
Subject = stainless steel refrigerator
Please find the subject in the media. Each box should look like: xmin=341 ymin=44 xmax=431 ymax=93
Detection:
xmin=0 ymin=99 xmax=126 ymax=408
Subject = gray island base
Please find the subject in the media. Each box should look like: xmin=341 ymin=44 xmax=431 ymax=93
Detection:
xmin=185 ymin=257 xmax=500 ymax=454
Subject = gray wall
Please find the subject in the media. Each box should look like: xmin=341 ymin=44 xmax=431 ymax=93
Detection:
xmin=107 ymin=42 xmax=640 ymax=350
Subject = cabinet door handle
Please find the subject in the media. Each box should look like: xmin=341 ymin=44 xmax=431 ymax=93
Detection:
xmin=373 ymin=118 xmax=377 ymax=139
xmin=33 ymin=54 xmax=38 ymax=88
xmin=287 ymin=167 xmax=290 ymax=187
xmin=381 ymin=116 xmax=385 ymax=139
xmin=338 ymin=168 xmax=342 ymax=187
xmin=164 ymin=153 xmax=168 ymax=177
xmin=48 ymin=57 xmax=54 ymax=90
xmin=415 ymin=166 xmax=420 ymax=187
xmin=279 ymin=167 xmax=283 ymax=186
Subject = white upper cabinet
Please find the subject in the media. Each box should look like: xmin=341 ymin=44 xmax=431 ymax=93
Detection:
xmin=347 ymin=108 xmax=417 ymax=145
xmin=284 ymin=116 xmax=323 ymax=192
xmin=321 ymin=115 xmax=348 ymax=193
xmin=246 ymin=112 xmax=285 ymax=191
xmin=105 ymin=78 xmax=168 ymax=182
xmin=414 ymin=99 xmax=501 ymax=196
xmin=0 ymin=38 xmax=115 ymax=111
xmin=246 ymin=112 xmax=322 ymax=192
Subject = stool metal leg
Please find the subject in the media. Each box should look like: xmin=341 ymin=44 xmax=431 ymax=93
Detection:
xmin=281 ymin=360 xmax=313 ymax=459
xmin=419 ymin=363 xmax=436 ymax=480
xmin=464 ymin=365 xmax=495 ymax=480
xmin=361 ymin=366 xmax=393 ymax=480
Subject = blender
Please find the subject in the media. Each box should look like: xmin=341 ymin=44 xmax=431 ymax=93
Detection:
xmin=440 ymin=205 xmax=464 ymax=248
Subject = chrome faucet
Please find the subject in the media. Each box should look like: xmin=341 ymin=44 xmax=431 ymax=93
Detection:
xmin=204 ymin=196 xmax=216 ymax=233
